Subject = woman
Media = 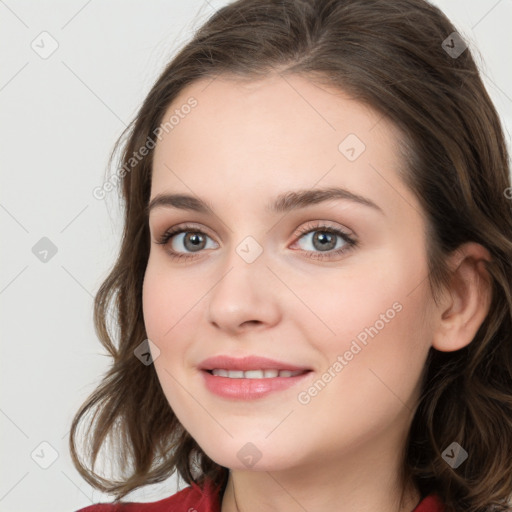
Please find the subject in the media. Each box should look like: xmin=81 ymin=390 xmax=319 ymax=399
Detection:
xmin=71 ymin=1 xmax=512 ymax=511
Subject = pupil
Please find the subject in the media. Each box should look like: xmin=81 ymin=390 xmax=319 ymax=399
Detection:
xmin=314 ymin=232 xmax=335 ymax=250
xmin=186 ymin=233 xmax=204 ymax=251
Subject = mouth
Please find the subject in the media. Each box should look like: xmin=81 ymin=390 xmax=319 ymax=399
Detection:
xmin=198 ymin=355 xmax=313 ymax=400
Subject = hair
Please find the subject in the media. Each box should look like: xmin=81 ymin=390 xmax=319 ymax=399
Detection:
xmin=69 ymin=1 xmax=512 ymax=511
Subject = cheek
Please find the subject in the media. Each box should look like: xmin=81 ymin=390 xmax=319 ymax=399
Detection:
xmin=293 ymin=260 xmax=418 ymax=344
xmin=292 ymin=282 xmax=431 ymax=451
xmin=299 ymin=245 xmax=432 ymax=381
xmin=142 ymin=261 xmax=195 ymax=409
xmin=142 ymin=256 xmax=199 ymax=341
xmin=142 ymin=264 xmax=167 ymax=340
xmin=141 ymin=255 xmax=210 ymax=408
xmin=301 ymin=262 xmax=432 ymax=419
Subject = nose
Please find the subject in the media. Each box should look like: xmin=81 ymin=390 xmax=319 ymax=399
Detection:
xmin=206 ymin=250 xmax=282 ymax=335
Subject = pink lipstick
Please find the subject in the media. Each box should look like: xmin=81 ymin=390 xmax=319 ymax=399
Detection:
xmin=198 ymin=355 xmax=312 ymax=400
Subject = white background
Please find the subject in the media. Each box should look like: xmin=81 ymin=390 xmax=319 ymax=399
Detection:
xmin=1 ymin=1 xmax=511 ymax=511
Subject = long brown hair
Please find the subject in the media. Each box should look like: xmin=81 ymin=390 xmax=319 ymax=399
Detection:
xmin=69 ymin=1 xmax=512 ymax=511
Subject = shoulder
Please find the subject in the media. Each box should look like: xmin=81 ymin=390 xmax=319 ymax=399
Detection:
xmin=412 ymin=493 xmax=446 ymax=512
xmin=74 ymin=480 xmax=221 ymax=512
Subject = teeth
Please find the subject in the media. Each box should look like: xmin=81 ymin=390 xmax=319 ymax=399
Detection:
xmin=245 ymin=370 xmax=268 ymax=378
xmin=210 ymin=369 xmax=305 ymax=378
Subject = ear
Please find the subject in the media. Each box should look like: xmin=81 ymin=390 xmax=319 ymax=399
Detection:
xmin=432 ymin=242 xmax=493 ymax=352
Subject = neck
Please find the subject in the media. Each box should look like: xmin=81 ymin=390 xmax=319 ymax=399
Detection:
xmin=220 ymin=436 xmax=421 ymax=512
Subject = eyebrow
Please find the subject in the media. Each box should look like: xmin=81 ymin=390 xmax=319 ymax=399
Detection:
xmin=146 ymin=186 xmax=384 ymax=216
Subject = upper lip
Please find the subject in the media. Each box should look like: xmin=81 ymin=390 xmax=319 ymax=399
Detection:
xmin=199 ymin=355 xmax=311 ymax=372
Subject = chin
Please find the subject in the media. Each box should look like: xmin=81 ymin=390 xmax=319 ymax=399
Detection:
xmin=194 ymin=434 xmax=302 ymax=472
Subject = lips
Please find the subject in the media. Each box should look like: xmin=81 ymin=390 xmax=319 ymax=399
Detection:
xmin=198 ymin=355 xmax=313 ymax=399
xmin=199 ymin=355 xmax=311 ymax=373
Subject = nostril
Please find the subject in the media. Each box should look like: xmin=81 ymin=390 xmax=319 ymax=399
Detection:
xmin=241 ymin=320 xmax=262 ymax=328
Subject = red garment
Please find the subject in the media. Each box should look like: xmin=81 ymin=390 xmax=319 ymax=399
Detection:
xmin=75 ymin=479 xmax=446 ymax=512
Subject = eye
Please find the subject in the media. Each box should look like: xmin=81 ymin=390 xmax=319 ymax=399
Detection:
xmin=154 ymin=223 xmax=218 ymax=261
xmin=154 ymin=221 xmax=357 ymax=262
xmin=291 ymin=222 xmax=357 ymax=260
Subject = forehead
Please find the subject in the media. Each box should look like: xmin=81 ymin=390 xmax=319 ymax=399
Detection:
xmin=149 ymin=73 xmax=415 ymax=220
xmin=158 ymin=73 xmax=387 ymax=149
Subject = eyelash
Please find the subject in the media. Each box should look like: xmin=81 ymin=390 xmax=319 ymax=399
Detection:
xmin=154 ymin=222 xmax=358 ymax=262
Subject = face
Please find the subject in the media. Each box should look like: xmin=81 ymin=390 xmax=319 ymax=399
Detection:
xmin=142 ymin=73 xmax=435 ymax=473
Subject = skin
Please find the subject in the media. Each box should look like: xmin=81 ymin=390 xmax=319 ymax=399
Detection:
xmin=142 ymin=73 xmax=492 ymax=512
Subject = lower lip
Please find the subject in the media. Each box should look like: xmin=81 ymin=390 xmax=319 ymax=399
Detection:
xmin=201 ymin=370 xmax=312 ymax=400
